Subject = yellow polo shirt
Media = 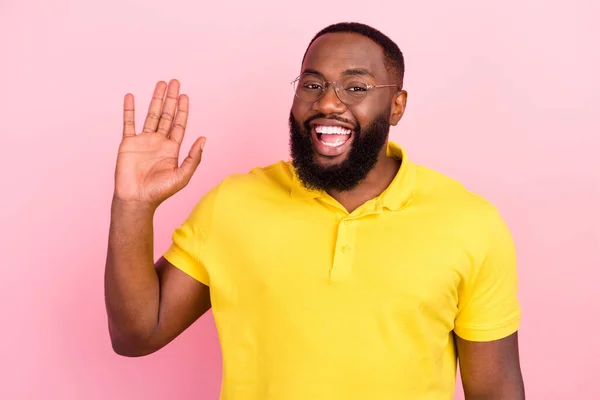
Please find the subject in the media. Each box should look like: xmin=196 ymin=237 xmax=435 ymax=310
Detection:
xmin=163 ymin=141 xmax=521 ymax=400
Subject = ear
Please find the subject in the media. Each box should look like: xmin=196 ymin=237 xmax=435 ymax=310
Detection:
xmin=389 ymin=90 xmax=407 ymax=126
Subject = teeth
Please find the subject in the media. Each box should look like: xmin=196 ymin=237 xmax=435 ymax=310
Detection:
xmin=314 ymin=125 xmax=351 ymax=135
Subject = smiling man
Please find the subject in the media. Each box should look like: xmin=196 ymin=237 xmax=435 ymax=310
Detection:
xmin=105 ymin=22 xmax=525 ymax=400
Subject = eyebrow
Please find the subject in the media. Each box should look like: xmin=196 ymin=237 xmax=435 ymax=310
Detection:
xmin=301 ymin=67 xmax=376 ymax=79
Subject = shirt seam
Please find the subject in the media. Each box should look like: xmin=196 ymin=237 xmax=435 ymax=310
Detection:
xmin=455 ymin=313 xmax=521 ymax=332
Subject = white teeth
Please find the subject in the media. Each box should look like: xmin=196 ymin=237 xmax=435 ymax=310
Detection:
xmin=314 ymin=125 xmax=351 ymax=135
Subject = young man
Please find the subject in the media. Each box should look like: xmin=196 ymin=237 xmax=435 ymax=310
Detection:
xmin=105 ymin=22 xmax=525 ymax=399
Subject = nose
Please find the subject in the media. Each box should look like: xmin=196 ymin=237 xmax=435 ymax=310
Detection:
xmin=312 ymin=83 xmax=347 ymax=115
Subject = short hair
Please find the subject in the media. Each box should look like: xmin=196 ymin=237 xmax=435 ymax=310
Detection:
xmin=302 ymin=22 xmax=405 ymax=88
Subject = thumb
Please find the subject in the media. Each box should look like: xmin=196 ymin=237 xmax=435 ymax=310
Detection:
xmin=178 ymin=136 xmax=206 ymax=182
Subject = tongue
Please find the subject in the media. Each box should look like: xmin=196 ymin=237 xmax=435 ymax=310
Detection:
xmin=320 ymin=133 xmax=350 ymax=145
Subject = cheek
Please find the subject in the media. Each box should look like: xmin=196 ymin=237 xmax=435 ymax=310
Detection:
xmin=355 ymin=101 xmax=392 ymax=127
xmin=291 ymin=108 xmax=310 ymax=128
xmin=291 ymin=97 xmax=310 ymax=114
xmin=351 ymin=106 xmax=373 ymax=129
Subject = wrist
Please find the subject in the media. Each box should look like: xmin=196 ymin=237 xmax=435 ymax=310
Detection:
xmin=111 ymin=195 xmax=159 ymax=217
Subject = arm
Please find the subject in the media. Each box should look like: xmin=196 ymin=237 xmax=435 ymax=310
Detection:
xmin=104 ymin=79 xmax=210 ymax=357
xmin=456 ymin=332 xmax=525 ymax=400
xmin=104 ymin=199 xmax=211 ymax=357
xmin=454 ymin=207 xmax=524 ymax=398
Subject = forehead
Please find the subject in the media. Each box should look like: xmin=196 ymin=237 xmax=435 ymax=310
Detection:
xmin=302 ymin=32 xmax=388 ymax=80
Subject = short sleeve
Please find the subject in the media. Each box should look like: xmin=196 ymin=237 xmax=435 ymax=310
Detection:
xmin=454 ymin=209 xmax=522 ymax=342
xmin=162 ymin=183 xmax=221 ymax=286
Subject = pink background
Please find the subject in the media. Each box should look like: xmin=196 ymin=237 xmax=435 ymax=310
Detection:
xmin=1 ymin=0 xmax=598 ymax=398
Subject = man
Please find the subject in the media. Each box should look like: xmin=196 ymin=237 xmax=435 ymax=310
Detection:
xmin=105 ymin=22 xmax=525 ymax=399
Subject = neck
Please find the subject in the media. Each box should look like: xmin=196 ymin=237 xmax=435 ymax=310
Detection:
xmin=328 ymin=146 xmax=401 ymax=213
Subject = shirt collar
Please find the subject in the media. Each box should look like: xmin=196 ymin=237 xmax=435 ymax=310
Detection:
xmin=380 ymin=141 xmax=416 ymax=211
xmin=289 ymin=141 xmax=416 ymax=211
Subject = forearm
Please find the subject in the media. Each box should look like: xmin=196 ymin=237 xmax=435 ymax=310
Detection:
xmin=104 ymin=197 xmax=160 ymax=353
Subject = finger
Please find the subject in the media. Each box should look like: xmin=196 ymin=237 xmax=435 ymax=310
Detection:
xmin=178 ymin=136 xmax=206 ymax=184
xmin=142 ymin=81 xmax=167 ymax=133
xmin=156 ymin=79 xmax=180 ymax=136
xmin=169 ymin=94 xmax=189 ymax=145
xmin=123 ymin=93 xmax=135 ymax=138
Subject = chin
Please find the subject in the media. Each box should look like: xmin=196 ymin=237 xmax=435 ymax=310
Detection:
xmin=312 ymin=149 xmax=349 ymax=167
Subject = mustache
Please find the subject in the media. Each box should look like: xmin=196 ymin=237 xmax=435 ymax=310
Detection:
xmin=304 ymin=114 xmax=358 ymax=131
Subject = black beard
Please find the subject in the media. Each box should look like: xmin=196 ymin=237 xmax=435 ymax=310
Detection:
xmin=289 ymin=110 xmax=390 ymax=192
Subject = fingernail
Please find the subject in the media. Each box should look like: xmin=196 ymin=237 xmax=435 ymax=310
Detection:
xmin=200 ymin=139 xmax=206 ymax=150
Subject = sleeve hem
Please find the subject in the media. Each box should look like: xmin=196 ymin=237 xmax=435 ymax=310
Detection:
xmin=163 ymin=246 xmax=210 ymax=286
xmin=454 ymin=315 xmax=521 ymax=342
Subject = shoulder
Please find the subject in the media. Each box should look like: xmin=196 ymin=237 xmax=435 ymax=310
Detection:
xmin=411 ymin=163 xmax=515 ymax=272
xmin=415 ymin=164 xmax=494 ymax=206
xmin=218 ymin=159 xmax=293 ymax=195
xmin=200 ymin=160 xmax=295 ymax=212
xmin=412 ymin=163 xmax=508 ymax=239
xmin=182 ymin=160 xmax=293 ymax=226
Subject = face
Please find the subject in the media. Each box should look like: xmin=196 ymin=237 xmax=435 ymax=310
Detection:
xmin=289 ymin=32 xmax=406 ymax=192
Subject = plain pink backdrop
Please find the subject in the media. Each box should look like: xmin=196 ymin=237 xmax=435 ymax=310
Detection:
xmin=1 ymin=0 xmax=599 ymax=399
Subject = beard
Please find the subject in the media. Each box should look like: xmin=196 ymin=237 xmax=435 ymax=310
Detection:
xmin=289 ymin=110 xmax=390 ymax=192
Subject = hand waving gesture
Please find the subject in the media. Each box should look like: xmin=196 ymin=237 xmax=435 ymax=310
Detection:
xmin=114 ymin=80 xmax=205 ymax=207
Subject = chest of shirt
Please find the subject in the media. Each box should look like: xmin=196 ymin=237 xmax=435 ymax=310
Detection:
xmin=207 ymin=202 xmax=474 ymax=324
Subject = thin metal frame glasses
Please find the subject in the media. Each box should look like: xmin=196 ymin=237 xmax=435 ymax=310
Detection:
xmin=291 ymin=73 xmax=400 ymax=106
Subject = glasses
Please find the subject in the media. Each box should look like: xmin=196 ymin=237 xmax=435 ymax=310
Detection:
xmin=291 ymin=73 xmax=400 ymax=106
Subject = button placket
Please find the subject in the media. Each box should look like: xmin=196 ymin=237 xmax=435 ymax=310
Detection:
xmin=330 ymin=218 xmax=357 ymax=281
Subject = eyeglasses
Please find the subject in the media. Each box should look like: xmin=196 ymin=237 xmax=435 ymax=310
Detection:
xmin=291 ymin=73 xmax=400 ymax=106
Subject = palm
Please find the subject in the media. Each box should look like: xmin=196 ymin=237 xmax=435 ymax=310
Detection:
xmin=114 ymin=80 xmax=205 ymax=206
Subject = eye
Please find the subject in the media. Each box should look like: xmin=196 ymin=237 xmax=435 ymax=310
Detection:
xmin=346 ymin=86 xmax=367 ymax=92
xmin=303 ymin=82 xmax=323 ymax=90
xmin=343 ymin=80 xmax=368 ymax=93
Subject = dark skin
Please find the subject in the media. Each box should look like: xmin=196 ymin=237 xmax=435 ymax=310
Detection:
xmin=292 ymin=33 xmax=407 ymax=213
xmin=104 ymin=79 xmax=212 ymax=357
xmin=457 ymin=332 xmax=525 ymax=399
xmin=105 ymin=32 xmax=524 ymax=399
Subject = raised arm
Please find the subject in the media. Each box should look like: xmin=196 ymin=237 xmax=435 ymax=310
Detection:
xmin=104 ymin=80 xmax=210 ymax=357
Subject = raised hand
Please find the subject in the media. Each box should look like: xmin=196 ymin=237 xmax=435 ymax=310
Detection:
xmin=114 ymin=80 xmax=205 ymax=207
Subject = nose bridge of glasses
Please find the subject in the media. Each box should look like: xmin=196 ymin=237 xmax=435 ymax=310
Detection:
xmin=320 ymin=80 xmax=345 ymax=104
xmin=320 ymin=80 xmax=339 ymax=93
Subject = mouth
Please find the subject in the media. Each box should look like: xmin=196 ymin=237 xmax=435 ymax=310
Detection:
xmin=309 ymin=123 xmax=355 ymax=157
